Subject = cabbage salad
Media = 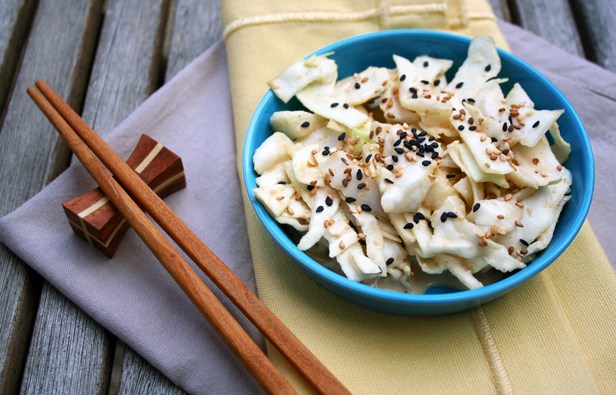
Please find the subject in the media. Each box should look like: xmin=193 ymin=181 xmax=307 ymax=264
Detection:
xmin=252 ymin=36 xmax=572 ymax=291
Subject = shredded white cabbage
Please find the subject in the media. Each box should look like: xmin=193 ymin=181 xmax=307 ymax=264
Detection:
xmin=255 ymin=37 xmax=571 ymax=292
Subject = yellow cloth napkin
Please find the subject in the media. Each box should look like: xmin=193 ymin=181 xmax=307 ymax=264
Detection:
xmin=222 ymin=0 xmax=616 ymax=393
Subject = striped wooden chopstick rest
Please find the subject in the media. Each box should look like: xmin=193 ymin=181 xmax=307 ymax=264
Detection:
xmin=63 ymin=134 xmax=186 ymax=257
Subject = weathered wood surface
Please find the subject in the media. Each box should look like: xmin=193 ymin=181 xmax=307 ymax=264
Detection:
xmin=0 ymin=0 xmax=103 ymax=393
xmin=0 ymin=0 xmax=37 ymax=122
xmin=569 ymin=0 xmax=616 ymax=72
xmin=508 ymin=0 xmax=585 ymax=58
xmin=17 ymin=0 xmax=172 ymax=394
xmin=118 ymin=348 xmax=185 ymax=395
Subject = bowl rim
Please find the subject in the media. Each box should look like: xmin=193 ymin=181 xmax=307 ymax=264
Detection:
xmin=242 ymin=29 xmax=595 ymax=307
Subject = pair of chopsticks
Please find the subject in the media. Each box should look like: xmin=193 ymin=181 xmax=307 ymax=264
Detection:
xmin=28 ymin=81 xmax=351 ymax=395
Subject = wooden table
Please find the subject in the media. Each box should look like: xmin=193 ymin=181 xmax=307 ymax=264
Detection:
xmin=0 ymin=0 xmax=614 ymax=393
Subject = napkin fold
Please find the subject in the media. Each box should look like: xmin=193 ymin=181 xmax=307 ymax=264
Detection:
xmin=221 ymin=0 xmax=616 ymax=394
xmin=0 ymin=42 xmax=265 ymax=395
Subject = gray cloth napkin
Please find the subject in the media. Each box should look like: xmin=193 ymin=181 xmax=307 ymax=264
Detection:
xmin=1 ymin=21 xmax=615 ymax=395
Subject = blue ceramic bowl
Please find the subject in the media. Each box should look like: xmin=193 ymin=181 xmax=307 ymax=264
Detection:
xmin=243 ymin=30 xmax=594 ymax=315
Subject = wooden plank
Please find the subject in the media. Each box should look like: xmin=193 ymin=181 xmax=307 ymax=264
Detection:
xmin=117 ymin=0 xmax=222 ymax=392
xmin=568 ymin=0 xmax=616 ymax=72
xmin=18 ymin=0 xmax=170 ymax=393
xmin=508 ymin=0 xmax=585 ymax=58
xmin=0 ymin=0 xmax=103 ymax=393
xmin=19 ymin=284 xmax=115 ymax=394
xmin=485 ymin=0 xmax=510 ymax=22
xmin=117 ymin=348 xmax=185 ymax=395
xmin=0 ymin=0 xmax=37 ymax=120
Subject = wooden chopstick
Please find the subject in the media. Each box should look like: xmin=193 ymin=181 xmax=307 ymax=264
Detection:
xmin=31 ymin=80 xmax=352 ymax=395
xmin=27 ymin=85 xmax=298 ymax=395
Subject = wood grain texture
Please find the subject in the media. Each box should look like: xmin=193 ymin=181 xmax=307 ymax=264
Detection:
xmin=19 ymin=0 xmax=171 ymax=392
xmin=0 ymin=0 xmax=37 ymax=120
xmin=0 ymin=0 xmax=103 ymax=393
xmin=568 ymin=0 xmax=616 ymax=72
xmin=19 ymin=284 xmax=114 ymax=395
xmin=485 ymin=0 xmax=509 ymax=22
xmin=118 ymin=348 xmax=185 ymax=395
xmin=117 ymin=0 xmax=222 ymax=392
xmin=80 ymin=0 xmax=170 ymax=138
xmin=164 ymin=0 xmax=222 ymax=81
xmin=508 ymin=0 xmax=585 ymax=58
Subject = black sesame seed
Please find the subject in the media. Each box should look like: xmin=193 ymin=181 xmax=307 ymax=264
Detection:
xmin=338 ymin=132 xmax=346 ymax=141
xmin=331 ymin=102 xmax=339 ymax=107
xmin=428 ymin=221 xmax=433 ymax=229
xmin=278 ymin=181 xmax=287 ymax=185
xmin=386 ymin=164 xmax=394 ymax=171
xmin=520 ymin=239 xmax=529 ymax=247
xmin=502 ymin=122 xmax=508 ymax=132
xmin=316 ymin=206 xmax=324 ymax=213
xmin=416 ymin=152 xmax=425 ymax=158
xmin=394 ymin=139 xmax=402 ymax=146
xmin=403 ymin=223 xmax=414 ymax=229
xmin=491 ymin=137 xmax=498 ymax=142
xmin=447 ymin=174 xmax=456 ymax=179
xmin=403 ymin=141 xmax=413 ymax=150
xmin=429 ymin=136 xmax=436 ymax=141
xmin=423 ymin=61 xmax=429 ymax=67
xmin=365 ymin=154 xmax=372 ymax=163
xmin=434 ymin=79 xmax=441 ymax=86
xmin=533 ymin=120 xmax=540 ymax=128
xmin=400 ymin=74 xmax=406 ymax=81
xmin=400 ymin=132 xmax=407 ymax=138
xmin=485 ymin=64 xmax=491 ymax=72
xmin=441 ymin=212 xmax=448 ymax=222
xmin=473 ymin=203 xmax=481 ymax=212
xmin=409 ymin=87 xmax=417 ymax=94
xmin=307 ymin=185 xmax=315 ymax=191
xmin=325 ymin=196 xmax=333 ymax=206
xmin=446 ymin=212 xmax=458 ymax=219
xmin=469 ymin=126 xmax=476 ymax=131
xmin=412 ymin=92 xmax=418 ymax=99
xmin=431 ymin=142 xmax=439 ymax=148
xmin=467 ymin=98 xmax=475 ymax=103
xmin=356 ymin=169 xmax=363 ymax=180
xmin=343 ymin=103 xmax=349 ymax=109
xmin=345 ymin=197 xmax=356 ymax=203
xmin=416 ymin=212 xmax=426 ymax=220
xmin=392 ymin=155 xmax=399 ymax=163
xmin=322 ymin=150 xmax=330 ymax=155
xmin=301 ymin=121 xmax=310 ymax=127
xmin=354 ymin=82 xmax=361 ymax=89
xmin=384 ymin=178 xmax=394 ymax=184
xmin=508 ymin=115 xmax=513 ymax=124
xmin=421 ymin=80 xmax=430 ymax=85
xmin=417 ymin=137 xmax=426 ymax=143
xmin=431 ymin=152 xmax=439 ymax=159
xmin=418 ymin=131 xmax=427 ymax=137
xmin=386 ymin=257 xmax=394 ymax=265
xmin=361 ymin=204 xmax=372 ymax=212
xmin=456 ymin=82 xmax=464 ymax=89
xmin=458 ymin=125 xmax=465 ymax=131
xmin=394 ymin=147 xmax=404 ymax=154
xmin=341 ymin=158 xmax=349 ymax=165
xmin=357 ymin=183 xmax=366 ymax=189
